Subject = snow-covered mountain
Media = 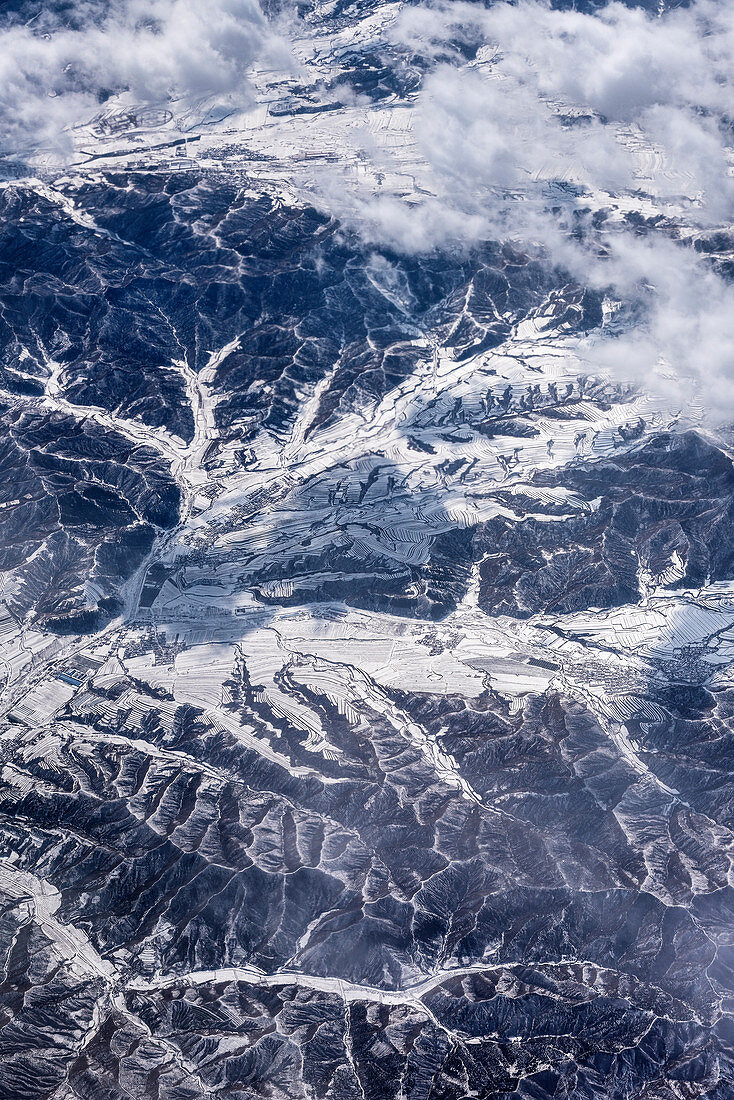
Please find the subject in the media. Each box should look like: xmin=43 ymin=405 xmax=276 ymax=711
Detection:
xmin=0 ymin=1 xmax=733 ymax=1097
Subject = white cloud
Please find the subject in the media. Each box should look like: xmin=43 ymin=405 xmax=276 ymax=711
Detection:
xmin=581 ymin=237 xmax=734 ymax=415
xmin=414 ymin=63 xmax=637 ymax=201
xmin=2 ymin=0 xmax=732 ymax=416
xmin=313 ymin=0 xmax=734 ymax=416
xmin=314 ymin=1 xmax=732 ymax=248
xmin=0 ymin=0 xmax=287 ymax=156
xmin=389 ymin=0 xmax=734 ymax=227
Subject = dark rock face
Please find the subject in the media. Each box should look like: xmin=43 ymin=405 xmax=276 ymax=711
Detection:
xmin=0 ymin=182 xmax=194 ymax=441
xmin=0 ymin=673 xmax=733 ymax=1098
xmin=2 ymin=177 xmax=732 ymax=1097
xmin=0 ymin=173 xmax=584 ymax=630
xmin=0 ymin=175 xmax=565 ymax=448
xmin=476 ymin=432 xmax=734 ymax=617
xmin=1 ymin=175 xmax=732 ymax=1096
xmin=0 ymin=407 xmax=178 ymax=630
